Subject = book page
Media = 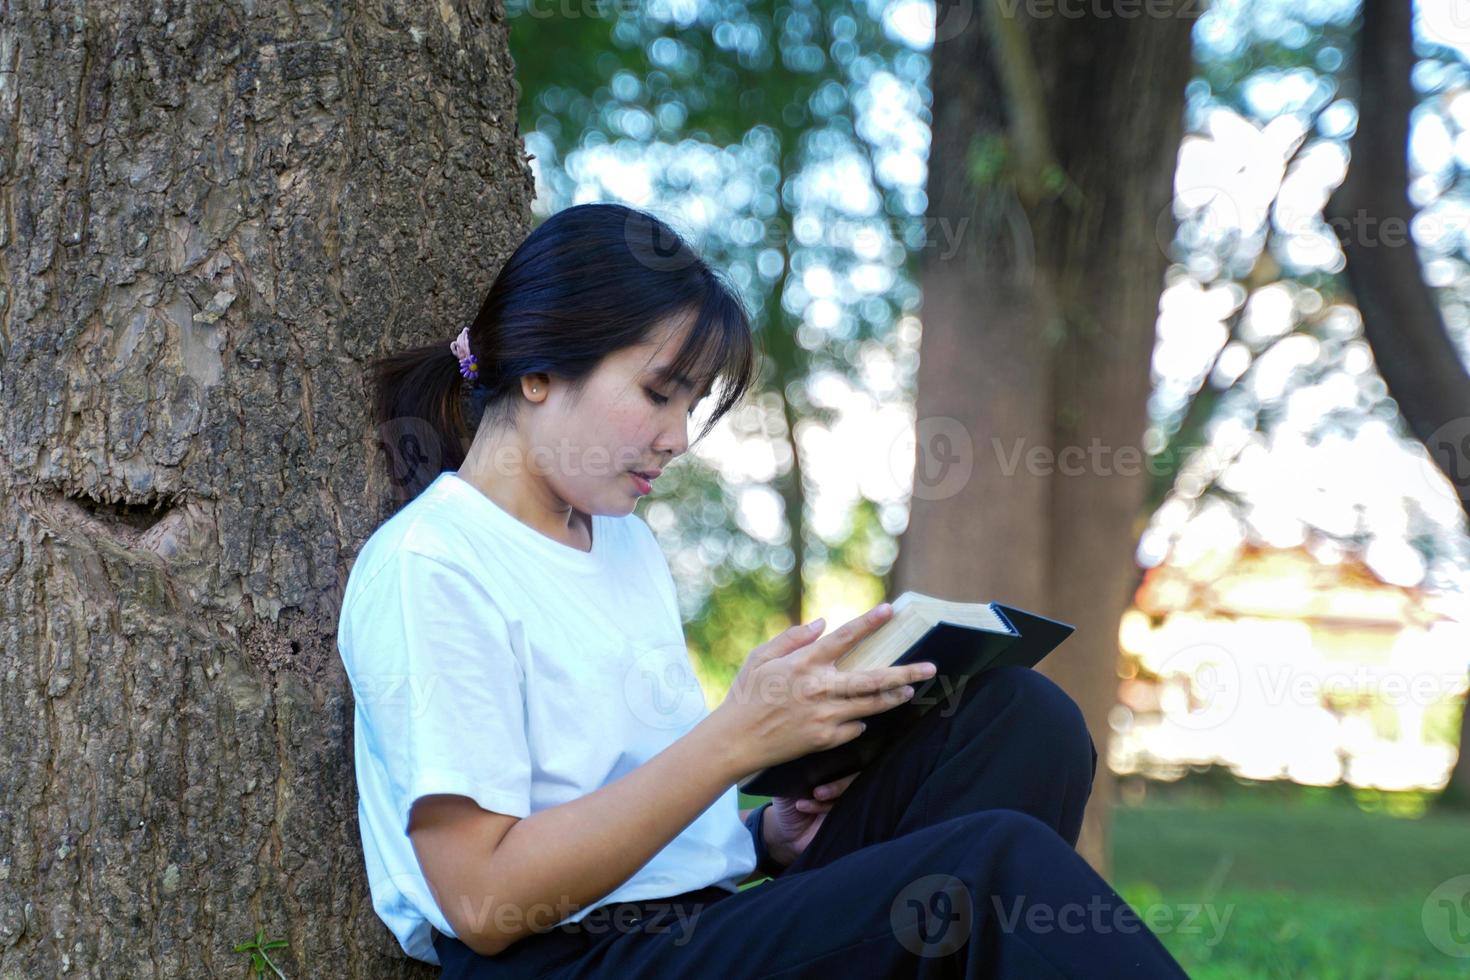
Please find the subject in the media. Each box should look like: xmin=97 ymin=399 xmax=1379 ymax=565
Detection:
xmin=833 ymin=592 xmax=1007 ymax=671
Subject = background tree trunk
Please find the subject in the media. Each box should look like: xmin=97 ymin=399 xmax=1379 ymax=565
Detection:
xmin=895 ymin=1 xmax=1194 ymax=872
xmin=0 ymin=1 xmax=531 ymax=974
xmin=1326 ymin=0 xmax=1470 ymax=809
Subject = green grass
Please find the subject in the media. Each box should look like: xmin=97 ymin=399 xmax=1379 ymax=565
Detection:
xmin=1112 ymin=790 xmax=1470 ymax=978
xmin=745 ymin=783 xmax=1470 ymax=976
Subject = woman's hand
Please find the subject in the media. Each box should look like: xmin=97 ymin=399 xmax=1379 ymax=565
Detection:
xmin=709 ymin=603 xmax=936 ymax=779
xmin=764 ymin=771 xmax=861 ymax=866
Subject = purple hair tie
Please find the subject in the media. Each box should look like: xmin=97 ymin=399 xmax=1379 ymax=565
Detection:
xmin=450 ymin=325 xmax=479 ymax=380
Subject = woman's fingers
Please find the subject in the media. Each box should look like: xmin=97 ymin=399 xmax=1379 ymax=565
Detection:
xmin=799 ymin=603 xmax=893 ymax=665
xmin=815 ymin=772 xmax=860 ymax=800
xmin=757 ymin=618 xmax=826 ymax=663
xmin=829 ymin=662 xmax=937 ymax=698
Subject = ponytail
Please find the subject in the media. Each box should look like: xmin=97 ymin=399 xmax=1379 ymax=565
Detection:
xmin=370 ymin=336 xmax=478 ymax=508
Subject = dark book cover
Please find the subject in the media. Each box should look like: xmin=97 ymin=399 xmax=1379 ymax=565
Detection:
xmin=736 ymin=603 xmax=1075 ymax=799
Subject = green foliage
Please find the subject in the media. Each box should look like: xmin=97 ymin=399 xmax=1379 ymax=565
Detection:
xmin=1039 ymin=164 xmax=1069 ymax=196
xmin=965 ymin=132 xmax=1010 ymax=188
xmin=685 ymin=563 xmax=795 ymax=689
xmin=510 ymin=2 xmax=932 ymax=646
xmin=637 ymin=453 xmax=797 ymax=684
xmin=232 ymin=928 xmax=290 ymax=979
xmin=806 ymin=495 xmax=895 ymax=579
xmin=964 ymin=132 xmax=1082 ymax=210
xmin=1145 ymin=5 xmax=1359 ymax=505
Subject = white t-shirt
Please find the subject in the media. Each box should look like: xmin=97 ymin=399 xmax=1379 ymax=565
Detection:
xmin=336 ymin=470 xmax=756 ymax=965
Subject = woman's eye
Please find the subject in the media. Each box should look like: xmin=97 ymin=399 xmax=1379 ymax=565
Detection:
xmin=645 ymin=388 xmax=670 ymax=407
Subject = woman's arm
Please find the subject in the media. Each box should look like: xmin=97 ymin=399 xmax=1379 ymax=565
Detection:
xmin=410 ymin=708 xmax=752 ymax=958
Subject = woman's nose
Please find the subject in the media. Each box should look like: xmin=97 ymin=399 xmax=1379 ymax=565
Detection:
xmin=654 ymin=422 xmax=688 ymax=460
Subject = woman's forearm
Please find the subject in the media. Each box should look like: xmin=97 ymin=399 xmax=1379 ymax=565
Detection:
xmin=455 ymin=710 xmax=749 ymax=956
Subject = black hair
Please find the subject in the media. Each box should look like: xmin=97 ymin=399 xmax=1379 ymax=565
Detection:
xmin=370 ymin=203 xmax=759 ymax=505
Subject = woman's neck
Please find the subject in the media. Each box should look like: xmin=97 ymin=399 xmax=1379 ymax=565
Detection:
xmin=457 ymin=424 xmax=591 ymax=551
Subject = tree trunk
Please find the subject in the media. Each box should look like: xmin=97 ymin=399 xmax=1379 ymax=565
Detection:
xmin=1326 ymin=0 xmax=1470 ymax=809
xmin=0 ymin=1 xmax=531 ymax=974
xmin=895 ymin=1 xmax=1193 ymax=872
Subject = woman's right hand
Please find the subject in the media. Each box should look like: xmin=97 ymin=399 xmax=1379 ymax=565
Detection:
xmin=709 ymin=602 xmax=939 ymax=778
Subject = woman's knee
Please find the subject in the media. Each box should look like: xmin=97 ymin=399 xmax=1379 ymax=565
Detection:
xmin=885 ymin=808 xmax=1057 ymax=862
xmin=960 ymin=666 xmax=1096 ymax=787
xmin=930 ymin=808 xmax=1073 ymax=870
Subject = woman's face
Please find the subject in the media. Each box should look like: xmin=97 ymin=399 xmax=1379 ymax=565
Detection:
xmin=520 ymin=315 xmax=709 ymax=519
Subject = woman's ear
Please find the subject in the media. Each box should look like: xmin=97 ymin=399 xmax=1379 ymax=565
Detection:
xmin=521 ymin=374 xmax=550 ymax=402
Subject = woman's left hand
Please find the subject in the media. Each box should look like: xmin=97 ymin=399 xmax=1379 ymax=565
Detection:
xmin=764 ymin=771 xmax=861 ymax=865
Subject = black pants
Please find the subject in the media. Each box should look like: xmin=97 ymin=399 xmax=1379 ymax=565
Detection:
xmin=432 ymin=666 xmax=1189 ymax=978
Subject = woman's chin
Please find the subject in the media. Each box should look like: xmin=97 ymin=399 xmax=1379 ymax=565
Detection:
xmin=582 ymin=493 xmax=637 ymax=518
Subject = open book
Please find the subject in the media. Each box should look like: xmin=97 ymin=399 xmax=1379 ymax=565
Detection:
xmin=736 ymin=591 xmax=1076 ymax=799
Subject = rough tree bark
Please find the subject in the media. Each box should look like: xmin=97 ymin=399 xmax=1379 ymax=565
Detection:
xmin=0 ymin=1 xmax=531 ymax=975
xmin=894 ymin=1 xmax=1194 ymax=871
xmin=1326 ymin=0 xmax=1470 ymax=808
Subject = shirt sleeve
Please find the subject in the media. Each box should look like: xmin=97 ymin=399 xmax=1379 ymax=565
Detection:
xmin=351 ymin=548 xmax=533 ymax=835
